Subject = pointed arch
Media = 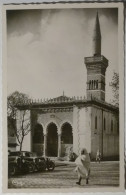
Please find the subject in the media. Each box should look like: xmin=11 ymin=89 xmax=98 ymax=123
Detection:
xmin=46 ymin=122 xmax=58 ymax=157
xmin=45 ymin=120 xmax=59 ymax=134
xmin=59 ymin=120 xmax=73 ymax=133
xmin=33 ymin=123 xmax=44 ymax=144
xmin=60 ymin=122 xmax=73 ymax=144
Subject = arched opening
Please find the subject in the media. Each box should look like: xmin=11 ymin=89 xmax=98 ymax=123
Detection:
xmin=89 ymin=80 xmax=91 ymax=90
xmin=61 ymin=123 xmax=73 ymax=144
xmin=92 ymin=80 xmax=93 ymax=89
xmin=33 ymin=123 xmax=44 ymax=155
xmin=96 ymin=80 xmax=98 ymax=89
xmin=94 ymin=80 xmax=96 ymax=89
xmin=111 ymin=119 xmax=113 ymax=133
xmin=61 ymin=122 xmax=73 ymax=157
xmin=95 ymin=116 xmax=97 ymax=130
xmin=47 ymin=123 xmax=58 ymax=157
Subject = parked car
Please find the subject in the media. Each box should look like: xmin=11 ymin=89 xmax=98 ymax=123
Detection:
xmin=34 ymin=156 xmax=46 ymax=172
xmin=8 ymin=151 xmax=55 ymax=176
xmin=8 ymin=151 xmax=45 ymax=176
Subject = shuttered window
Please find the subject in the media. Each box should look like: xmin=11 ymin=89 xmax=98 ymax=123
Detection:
xmin=111 ymin=120 xmax=113 ymax=133
xmin=104 ymin=117 xmax=106 ymax=131
xmin=95 ymin=116 xmax=97 ymax=129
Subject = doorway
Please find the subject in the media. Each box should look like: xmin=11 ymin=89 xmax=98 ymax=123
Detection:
xmin=47 ymin=123 xmax=58 ymax=157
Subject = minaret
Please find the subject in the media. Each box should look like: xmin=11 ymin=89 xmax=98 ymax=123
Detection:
xmin=93 ymin=12 xmax=101 ymax=56
xmin=85 ymin=12 xmax=108 ymax=101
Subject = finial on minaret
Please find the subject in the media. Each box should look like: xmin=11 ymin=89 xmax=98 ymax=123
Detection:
xmin=93 ymin=11 xmax=101 ymax=56
xmin=63 ymin=91 xmax=65 ymax=96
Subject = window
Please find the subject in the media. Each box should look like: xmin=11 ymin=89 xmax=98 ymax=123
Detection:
xmin=89 ymin=80 xmax=98 ymax=90
xmin=104 ymin=117 xmax=106 ymax=131
xmin=95 ymin=116 xmax=97 ymax=129
xmin=92 ymin=80 xmax=93 ymax=89
xmin=96 ymin=80 xmax=98 ymax=89
xmin=111 ymin=120 xmax=113 ymax=133
xmin=89 ymin=80 xmax=91 ymax=90
xmin=94 ymin=80 xmax=96 ymax=89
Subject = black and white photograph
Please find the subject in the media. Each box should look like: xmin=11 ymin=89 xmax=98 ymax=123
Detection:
xmin=2 ymin=2 xmax=124 ymax=192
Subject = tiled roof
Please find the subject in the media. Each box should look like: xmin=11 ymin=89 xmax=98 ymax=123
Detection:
xmin=47 ymin=95 xmax=73 ymax=103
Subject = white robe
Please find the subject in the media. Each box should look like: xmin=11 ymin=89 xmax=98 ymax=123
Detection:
xmin=75 ymin=154 xmax=90 ymax=178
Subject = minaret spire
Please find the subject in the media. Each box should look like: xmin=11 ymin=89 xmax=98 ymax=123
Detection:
xmin=93 ymin=12 xmax=101 ymax=56
xmin=85 ymin=11 xmax=108 ymax=101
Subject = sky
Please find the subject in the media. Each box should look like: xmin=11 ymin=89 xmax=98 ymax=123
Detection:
xmin=7 ymin=8 xmax=118 ymax=103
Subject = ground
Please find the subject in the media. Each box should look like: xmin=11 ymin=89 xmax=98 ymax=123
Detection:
xmin=8 ymin=161 xmax=119 ymax=189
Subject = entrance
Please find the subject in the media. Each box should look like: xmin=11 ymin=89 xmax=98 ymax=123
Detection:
xmin=33 ymin=123 xmax=44 ymax=155
xmin=61 ymin=122 xmax=73 ymax=157
xmin=61 ymin=123 xmax=73 ymax=144
xmin=47 ymin=123 xmax=58 ymax=157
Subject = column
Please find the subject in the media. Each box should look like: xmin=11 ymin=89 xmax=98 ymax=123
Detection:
xmin=44 ymin=134 xmax=47 ymax=156
xmin=58 ymin=134 xmax=61 ymax=158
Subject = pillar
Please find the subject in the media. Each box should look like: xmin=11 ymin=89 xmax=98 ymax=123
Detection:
xmin=44 ymin=134 xmax=47 ymax=156
xmin=58 ymin=134 xmax=61 ymax=158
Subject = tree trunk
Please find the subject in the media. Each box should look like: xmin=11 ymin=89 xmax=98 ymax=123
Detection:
xmin=20 ymin=143 xmax=22 ymax=152
xmin=20 ymin=137 xmax=24 ymax=152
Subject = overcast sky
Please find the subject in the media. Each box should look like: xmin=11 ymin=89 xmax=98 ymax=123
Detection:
xmin=7 ymin=8 xmax=118 ymax=103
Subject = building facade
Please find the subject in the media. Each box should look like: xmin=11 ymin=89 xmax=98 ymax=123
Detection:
xmin=16 ymin=13 xmax=119 ymax=160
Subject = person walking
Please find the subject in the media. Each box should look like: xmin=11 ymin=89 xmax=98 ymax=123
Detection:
xmin=96 ymin=149 xmax=101 ymax=163
xmin=75 ymin=148 xmax=91 ymax=185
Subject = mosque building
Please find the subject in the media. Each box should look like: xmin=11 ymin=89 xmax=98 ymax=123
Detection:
xmin=16 ymin=13 xmax=119 ymax=160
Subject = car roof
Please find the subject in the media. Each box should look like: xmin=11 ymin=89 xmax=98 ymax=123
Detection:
xmin=10 ymin=151 xmax=32 ymax=153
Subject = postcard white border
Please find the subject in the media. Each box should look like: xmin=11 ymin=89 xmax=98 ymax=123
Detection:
xmin=2 ymin=2 xmax=125 ymax=193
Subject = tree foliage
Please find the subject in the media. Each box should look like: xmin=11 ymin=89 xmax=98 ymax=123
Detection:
xmin=109 ymin=72 xmax=119 ymax=107
xmin=7 ymin=91 xmax=29 ymax=119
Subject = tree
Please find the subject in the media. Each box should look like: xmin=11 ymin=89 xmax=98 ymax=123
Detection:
xmin=16 ymin=109 xmax=30 ymax=151
xmin=109 ymin=72 xmax=119 ymax=107
xmin=7 ymin=91 xmax=31 ymax=151
xmin=7 ymin=91 xmax=29 ymax=119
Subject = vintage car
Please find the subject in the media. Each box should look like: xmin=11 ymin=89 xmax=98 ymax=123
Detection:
xmin=8 ymin=151 xmax=46 ymax=176
xmin=8 ymin=151 xmax=55 ymax=176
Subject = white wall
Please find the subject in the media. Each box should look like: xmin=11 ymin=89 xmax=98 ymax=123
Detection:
xmin=73 ymin=106 xmax=91 ymax=155
xmin=79 ymin=107 xmax=91 ymax=154
xmin=73 ymin=105 xmax=79 ymax=155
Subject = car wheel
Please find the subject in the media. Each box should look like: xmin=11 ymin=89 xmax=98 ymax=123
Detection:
xmin=47 ymin=162 xmax=55 ymax=171
xmin=28 ymin=163 xmax=35 ymax=173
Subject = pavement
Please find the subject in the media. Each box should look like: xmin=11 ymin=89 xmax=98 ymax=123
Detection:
xmin=8 ymin=161 xmax=119 ymax=189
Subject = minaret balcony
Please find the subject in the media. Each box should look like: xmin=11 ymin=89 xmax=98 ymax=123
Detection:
xmin=85 ymin=55 xmax=108 ymax=67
